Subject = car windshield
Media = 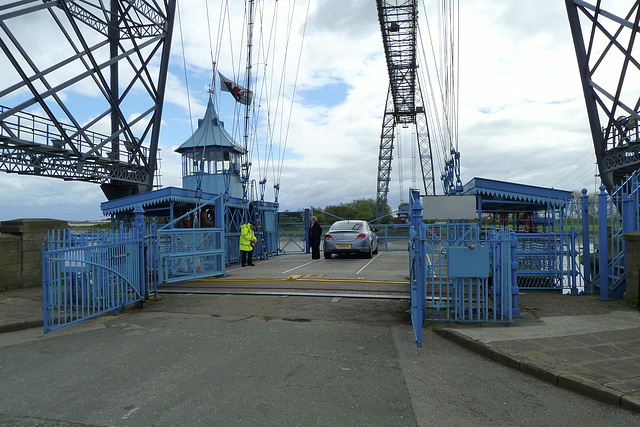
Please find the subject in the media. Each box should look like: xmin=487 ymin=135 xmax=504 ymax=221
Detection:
xmin=330 ymin=222 xmax=363 ymax=232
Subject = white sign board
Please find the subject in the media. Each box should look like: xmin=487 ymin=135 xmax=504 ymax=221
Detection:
xmin=421 ymin=195 xmax=477 ymax=221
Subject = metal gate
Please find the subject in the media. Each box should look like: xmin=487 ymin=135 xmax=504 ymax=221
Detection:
xmin=408 ymin=191 xmax=518 ymax=347
xmin=42 ymin=227 xmax=145 ymax=333
xmin=277 ymin=210 xmax=308 ymax=253
xmin=157 ymin=228 xmax=225 ymax=283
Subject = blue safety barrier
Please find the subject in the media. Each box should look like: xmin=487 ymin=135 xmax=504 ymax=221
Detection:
xmin=408 ymin=189 xmax=520 ymax=347
xmin=157 ymin=228 xmax=225 ymax=283
xmin=42 ymin=218 xmax=146 ymax=333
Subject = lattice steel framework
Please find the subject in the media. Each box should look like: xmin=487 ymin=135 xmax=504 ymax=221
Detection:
xmin=0 ymin=0 xmax=176 ymax=200
xmin=566 ymin=0 xmax=640 ymax=193
xmin=375 ymin=0 xmax=435 ymax=218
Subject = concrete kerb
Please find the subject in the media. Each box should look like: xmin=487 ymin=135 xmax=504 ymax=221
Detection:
xmin=0 ymin=319 xmax=43 ymax=334
xmin=433 ymin=327 xmax=640 ymax=414
xmin=621 ymin=394 xmax=640 ymax=413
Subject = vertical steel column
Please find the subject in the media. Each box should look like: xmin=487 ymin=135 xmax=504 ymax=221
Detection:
xmin=147 ymin=0 xmax=177 ymax=190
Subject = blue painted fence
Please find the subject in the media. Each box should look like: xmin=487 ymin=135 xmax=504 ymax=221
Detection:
xmin=408 ymin=190 xmax=520 ymax=347
xmin=43 ymin=204 xmax=225 ymax=332
xmin=581 ymin=171 xmax=640 ymax=300
xmin=42 ymin=224 xmax=146 ymax=333
xmin=157 ymin=228 xmax=225 ymax=283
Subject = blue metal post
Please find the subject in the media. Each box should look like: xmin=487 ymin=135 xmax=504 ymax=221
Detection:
xmin=409 ymin=188 xmax=425 ymax=347
xmin=511 ymin=231 xmax=522 ymax=318
xmin=42 ymin=238 xmax=50 ymax=333
xmin=134 ymin=204 xmax=145 ymax=307
xmin=570 ymin=226 xmax=579 ymax=295
xmin=214 ymin=197 xmax=224 ymax=228
xmin=489 ymin=229 xmax=501 ymax=317
xmin=598 ymin=185 xmax=609 ymax=300
xmin=622 ymin=194 xmax=635 ymax=235
xmin=581 ymin=188 xmax=591 ymax=293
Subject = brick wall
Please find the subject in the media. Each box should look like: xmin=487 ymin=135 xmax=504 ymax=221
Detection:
xmin=0 ymin=219 xmax=68 ymax=290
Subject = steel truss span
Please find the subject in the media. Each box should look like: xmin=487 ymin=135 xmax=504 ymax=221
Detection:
xmin=0 ymin=0 xmax=176 ymax=200
xmin=375 ymin=0 xmax=435 ymax=218
xmin=566 ymin=0 xmax=640 ymax=192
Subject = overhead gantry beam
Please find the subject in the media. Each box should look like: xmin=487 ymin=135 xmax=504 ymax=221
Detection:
xmin=565 ymin=0 xmax=640 ymax=193
xmin=0 ymin=0 xmax=176 ymax=200
xmin=375 ymin=0 xmax=435 ymax=217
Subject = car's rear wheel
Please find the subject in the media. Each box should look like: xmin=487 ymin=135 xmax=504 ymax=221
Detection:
xmin=365 ymin=245 xmax=373 ymax=259
xmin=324 ymin=251 xmax=332 ymax=259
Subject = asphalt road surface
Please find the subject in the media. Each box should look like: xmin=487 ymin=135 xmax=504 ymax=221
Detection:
xmin=1 ymin=287 xmax=639 ymax=426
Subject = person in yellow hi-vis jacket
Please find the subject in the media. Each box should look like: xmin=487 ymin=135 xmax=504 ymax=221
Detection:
xmin=239 ymin=223 xmax=257 ymax=267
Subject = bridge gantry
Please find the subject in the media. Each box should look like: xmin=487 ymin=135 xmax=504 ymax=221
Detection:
xmin=375 ymin=0 xmax=436 ymax=218
xmin=0 ymin=0 xmax=176 ymax=200
xmin=566 ymin=0 xmax=640 ymax=193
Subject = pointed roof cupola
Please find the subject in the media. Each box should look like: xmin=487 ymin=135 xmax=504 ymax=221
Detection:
xmin=175 ymin=96 xmax=245 ymax=155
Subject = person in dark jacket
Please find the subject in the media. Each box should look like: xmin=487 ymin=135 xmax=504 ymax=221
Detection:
xmin=309 ymin=216 xmax=322 ymax=260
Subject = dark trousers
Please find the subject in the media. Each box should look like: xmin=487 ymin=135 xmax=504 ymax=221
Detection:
xmin=311 ymin=245 xmax=320 ymax=259
xmin=241 ymin=250 xmax=253 ymax=266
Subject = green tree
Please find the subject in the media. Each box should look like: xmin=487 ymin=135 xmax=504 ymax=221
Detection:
xmin=314 ymin=198 xmax=392 ymax=224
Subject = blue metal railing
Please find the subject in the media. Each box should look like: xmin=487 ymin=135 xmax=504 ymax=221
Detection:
xmin=43 ymin=226 xmax=145 ymax=333
xmin=408 ymin=189 xmax=518 ymax=347
xmin=157 ymin=228 xmax=225 ymax=283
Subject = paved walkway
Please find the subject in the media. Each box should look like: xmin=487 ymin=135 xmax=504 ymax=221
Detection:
xmin=1 ymin=284 xmax=639 ymax=414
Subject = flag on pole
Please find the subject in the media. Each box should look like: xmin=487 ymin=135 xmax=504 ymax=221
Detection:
xmin=218 ymin=72 xmax=253 ymax=106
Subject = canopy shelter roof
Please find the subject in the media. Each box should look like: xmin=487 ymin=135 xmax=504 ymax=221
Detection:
xmin=101 ymin=186 xmax=220 ymax=217
xmin=462 ymin=177 xmax=573 ymax=212
xmin=175 ymin=96 xmax=245 ymax=155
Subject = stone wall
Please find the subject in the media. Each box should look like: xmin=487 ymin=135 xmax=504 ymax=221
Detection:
xmin=623 ymin=231 xmax=640 ymax=306
xmin=0 ymin=219 xmax=68 ymax=290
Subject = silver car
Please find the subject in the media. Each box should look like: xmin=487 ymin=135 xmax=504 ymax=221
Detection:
xmin=323 ymin=220 xmax=379 ymax=259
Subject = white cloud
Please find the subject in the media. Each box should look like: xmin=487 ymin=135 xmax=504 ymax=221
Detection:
xmin=0 ymin=0 xmax=631 ymax=220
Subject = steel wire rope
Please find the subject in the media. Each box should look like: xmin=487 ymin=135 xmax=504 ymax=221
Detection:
xmin=176 ymin=2 xmax=193 ymax=137
xmin=214 ymin=0 xmax=250 ymax=185
xmin=218 ymin=1 xmax=247 ymax=185
xmin=175 ymin=0 xmax=207 ymax=199
xmin=237 ymin=0 xmax=275 ymax=197
xmin=416 ymin=24 xmax=447 ymax=187
xmin=275 ymin=0 xmax=310 ymax=191
xmin=190 ymin=0 xmax=223 ymax=194
xmin=210 ymin=0 xmax=247 ymax=188
xmin=262 ymin=0 xmax=302 ymax=201
xmin=271 ymin=0 xmax=304 ymax=193
xmin=250 ymin=0 xmax=304 ymax=202
xmin=397 ymin=127 xmax=405 ymax=204
xmin=417 ymin=20 xmax=447 ymax=185
xmin=223 ymin=1 xmax=249 ymax=175
xmin=193 ymin=0 xmax=234 ymax=194
xmin=418 ymin=1 xmax=459 ymax=190
xmin=434 ymin=0 xmax=458 ymax=173
xmin=550 ymin=149 xmax=598 ymax=190
xmin=243 ymin=0 xmax=282 ymax=199
xmin=247 ymin=0 xmax=279 ymax=196
xmin=262 ymin=0 xmax=293 ymax=200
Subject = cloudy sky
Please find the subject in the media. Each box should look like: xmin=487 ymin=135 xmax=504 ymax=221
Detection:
xmin=0 ymin=0 xmax=622 ymax=221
